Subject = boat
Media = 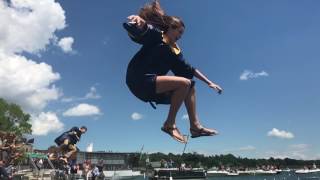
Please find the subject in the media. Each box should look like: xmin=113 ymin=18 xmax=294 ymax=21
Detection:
xmin=295 ymin=164 xmax=320 ymax=174
xmin=276 ymin=169 xmax=283 ymax=173
xmin=104 ymin=169 xmax=143 ymax=179
xmin=206 ymin=169 xmax=229 ymax=176
xmin=150 ymin=168 xmax=206 ymax=179
xmin=227 ymin=171 xmax=239 ymax=176
xmin=282 ymin=168 xmax=291 ymax=172
xmin=238 ymin=170 xmax=255 ymax=175
xmin=295 ymin=169 xmax=319 ymax=174
xmin=295 ymin=168 xmax=320 ymax=174
xmin=207 ymin=169 xmax=240 ymax=176
xmin=253 ymin=169 xmax=278 ymax=175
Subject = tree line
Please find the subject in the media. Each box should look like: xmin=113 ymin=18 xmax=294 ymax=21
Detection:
xmin=129 ymin=152 xmax=320 ymax=169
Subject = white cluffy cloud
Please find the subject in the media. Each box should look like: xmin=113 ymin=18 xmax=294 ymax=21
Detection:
xmin=267 ymin=128 xmax=294 ymax=139
xmin=58 ymin=37 xmax=74 ymax=53
xmin=0 ymin=0 xmax=67 ymax=135
xmin=131 ymin=112 xmax=143 ymax=120
xmin=62 ymin=86 xmax=101 ymax=102
xmin=31 ymin=112 xmax=64 ymax=136
xmin=0 ymin=53 xmax=61 ymax=111
xmin=86 ymin=143 xmax=93 ymax=152
xmin=240 ymin=70 xmax=269 ymax=80
xmin=63 ymin=103 xmax=101 ymax=117
xmin=0 ymin=0 xmax=66 ymax=54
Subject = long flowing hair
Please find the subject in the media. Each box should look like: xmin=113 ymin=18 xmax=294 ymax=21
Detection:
xmin=138 ymin=0 xmax=185 ymax=33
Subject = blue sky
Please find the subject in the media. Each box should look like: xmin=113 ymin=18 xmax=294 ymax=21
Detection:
xmin=1 ymin=0 xmax=320 ymax=160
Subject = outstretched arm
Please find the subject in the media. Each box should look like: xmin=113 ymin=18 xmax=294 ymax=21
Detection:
xmin=194 ymin=69 xmax=223 ymax=94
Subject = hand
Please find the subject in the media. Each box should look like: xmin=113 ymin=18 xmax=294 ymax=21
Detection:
xmin=127 ymin=15 xmax=146 ymax=29
xmin=208 ymin=82 xmax=223 ymax=94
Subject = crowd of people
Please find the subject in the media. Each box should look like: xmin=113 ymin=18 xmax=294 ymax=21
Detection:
xmin=0 ymin=131 xmax=26 ymax=179
xmin=0 ymin=126 xmax=89 ymax=179
xmin=51 ymin=159 xmax=105 ymax=179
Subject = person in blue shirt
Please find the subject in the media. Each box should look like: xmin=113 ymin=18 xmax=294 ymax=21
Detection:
xmin=124 ymin=0 xmax=223 ymax=143
xmin=54 ymin=126 xmax=87 ymax=163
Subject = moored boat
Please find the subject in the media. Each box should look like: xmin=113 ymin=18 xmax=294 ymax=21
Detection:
xmin=253 ymin=169 xmax=278 ymax=175
xmin=150 ymin=168 xmax=206 ymax=179
xmin=206 ymin=169 xmax=229 ymax=176
xmin=295 ymin=164 xmax=320 ymax=174
xmin=295 ymin=168 xmax=320 ymax=174
xmin=227 ymin=171 xmax=239 ymax=176
xmin=104 ymin=169 xmax=143 ymax=179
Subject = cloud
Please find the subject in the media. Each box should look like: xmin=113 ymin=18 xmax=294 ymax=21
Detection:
xmin=63 ymin=103 xmax=101 ymax=117
xmin=289 ymin=144 xmax=310 ymax=150
xmin=62 ymin=86 xmax=101 ymax=102
xmin=58 ymin=37 xmax=74 ymax=53
xmin=182 ymin=114 xmax=189 ymax=120
xmin=85 ymin=86 xmax=101 ymax=99
xmin=86 ymin=143 xmax=93 ymax=152
xmin=61 ymin=97 xmax=74 ymax=103
xmin=31 ymin=112 xmax=64 ymax=136
xmin=0 ymin=53 xmax=61 ymax=112
xmin=0 ymin=0 xmax=66 ymax=112
xmin=131 ymin=112 xmax=143 ymax=120
xmin=240 ymin=70 xmax=269 ymax=80
xmin=0 ymin=0 xmax=66 ymax=54
xmin=0 ymin=0 xmax=68 ymax=136
xmin=267 ymin=128 xmax=294 ymax=139
xmin=264 ymin=144 xmax=311 ymax=160
xmin=238 ymin=145 xmax=256 ymax=151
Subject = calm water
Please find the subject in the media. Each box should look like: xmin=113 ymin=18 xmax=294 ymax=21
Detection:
xmin=136 ymin=172 xmax=320 ymax=180
xmin=205 ymin=172 xmax=320 ymax=180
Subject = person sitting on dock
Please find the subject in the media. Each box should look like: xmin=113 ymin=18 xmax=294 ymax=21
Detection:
xmin=54 ymin=126 xmax=87 ymax=163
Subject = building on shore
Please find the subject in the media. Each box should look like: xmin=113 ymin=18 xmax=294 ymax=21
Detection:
xmin=77 ymin=151 xmax=139 ymax=170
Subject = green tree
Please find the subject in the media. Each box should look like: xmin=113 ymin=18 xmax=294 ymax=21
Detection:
xmin=0 ymin=98 xmax=32 ymax=136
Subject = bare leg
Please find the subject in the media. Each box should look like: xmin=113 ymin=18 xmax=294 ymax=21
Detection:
xmin=156 ymin=76 xmax=191 ymax=141
xmin=184 ymin=86 xmax=218 ymax=134
xmin=64 ymin=144 xmax=77 ymax=158
xmin=156 ymin=76 xmax=191 ymax=125
xmin=184 ymin=86 xmax=201 ymax=129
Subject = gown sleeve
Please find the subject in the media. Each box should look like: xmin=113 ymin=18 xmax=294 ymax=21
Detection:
xmin=171 ymin=53 xmax=196 ymax=79
xmin=123 ymin=22 xmax=163 ymax=46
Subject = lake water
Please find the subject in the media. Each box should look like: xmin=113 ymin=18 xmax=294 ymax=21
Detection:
xmin=137 ymin=171 xmax=320 ymax=180
xmin=206 ymin=172 xmax=320 ymax=180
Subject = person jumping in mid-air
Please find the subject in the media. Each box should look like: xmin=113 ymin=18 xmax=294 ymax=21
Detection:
xmin=123 ymin=0 xmax=223 ymax=143
xmin=54 ymin=126 xmax=87 ymax=163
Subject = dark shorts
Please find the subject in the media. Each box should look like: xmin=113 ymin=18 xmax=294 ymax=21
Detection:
xmin=126 ymin=74 xmax=171 ymax=104
xmin=54 ymin=133 xmax=70 ymax=146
